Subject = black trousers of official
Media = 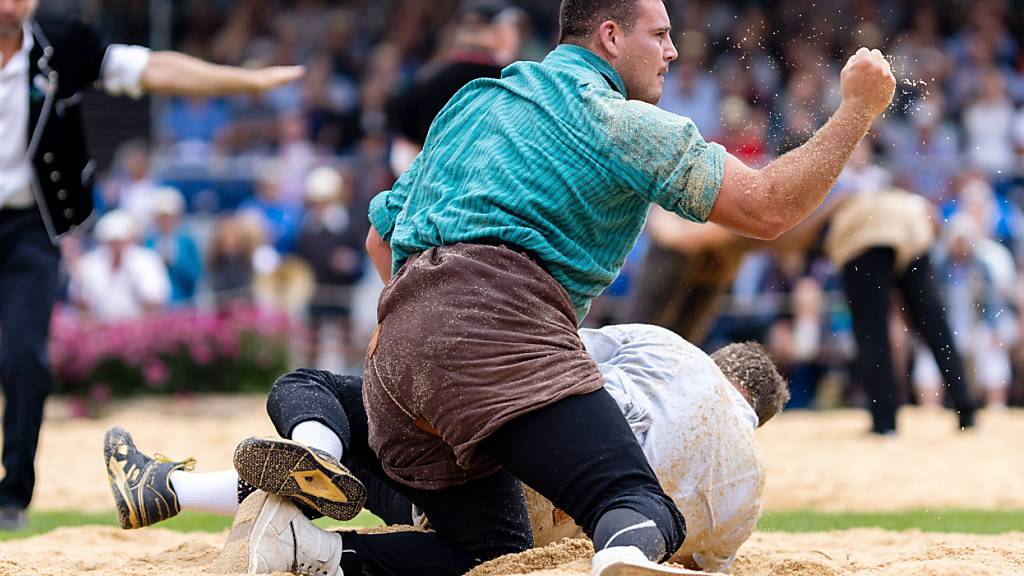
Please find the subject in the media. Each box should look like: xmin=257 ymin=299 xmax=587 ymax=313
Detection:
xmin=267 ymin=369 xmax=683 ymax=576
xmin=841 ymin=247 xmax=976 ymax=433
xmin=0 ymin=209 xmax=60 ymax=510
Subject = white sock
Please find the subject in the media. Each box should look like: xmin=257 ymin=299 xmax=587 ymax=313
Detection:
xmin=169 ymin=470 xmax=240 ymax=516
xmin=291 ymin=420 xmax=344 ymax=461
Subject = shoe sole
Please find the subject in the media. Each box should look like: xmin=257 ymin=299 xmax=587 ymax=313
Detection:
xmin=234 ymin=437 xmax=366 ymax=521
xmin=103 ymin=427 xmax=142 ymax=529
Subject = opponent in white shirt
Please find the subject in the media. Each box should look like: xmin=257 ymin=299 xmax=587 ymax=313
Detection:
xmin=527 ymin=324 xmax=785 ymax=573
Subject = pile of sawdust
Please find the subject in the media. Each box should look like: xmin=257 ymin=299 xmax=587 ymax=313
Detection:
xmin=459 ymin=529 xmax=1024 ymax=576
xmin=465 ymin=538 xmax=593 ymax=576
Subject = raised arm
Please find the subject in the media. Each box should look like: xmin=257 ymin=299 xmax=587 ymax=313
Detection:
xmin=140 ymin=52 xmax=304 ymax=96
xmin=708 ymin=47 xmax=896 ymax=240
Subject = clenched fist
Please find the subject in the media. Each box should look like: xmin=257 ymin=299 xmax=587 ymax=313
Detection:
xmin=840 ymin=47 xmax=897 ymax=117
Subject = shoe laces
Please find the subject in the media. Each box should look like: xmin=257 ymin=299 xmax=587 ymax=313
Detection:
xmin=154 ymin=453 xmax=197 ymax=472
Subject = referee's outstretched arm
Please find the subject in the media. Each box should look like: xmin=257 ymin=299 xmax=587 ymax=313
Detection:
xmin=140 ymin=51 xmax=304 ymax=96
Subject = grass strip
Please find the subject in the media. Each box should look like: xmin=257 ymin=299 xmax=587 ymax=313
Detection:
xmin=2 ymin=509 xmax=1021 ymax=542
xmin=0 ymin=509 xmax=382 ymax=541
xmin=758 ymin=509 xmax=1024 ymax=534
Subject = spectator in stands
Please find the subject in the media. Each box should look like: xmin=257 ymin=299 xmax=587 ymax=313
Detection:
xmin=718 ymin=96 xmax=769 ymax=168
xmin=239 ymin=164 xmax=303 ymax=253
xmin=208 ymin=215 xmax=259 ymax=309
xmin=294 ymin=166 xmax=366 ymax=368
xmin=143 ymin=187 xmax=201 ymax=306
xmin=70 ymin=210 xmax=169 ymax=323
xmin=158 ymin=96 xmax=232 ymax=159
xmin=886 ymin=94 xmax=961 ymax=204
xmin=944 ymin=174 xmax=1024 ymax=255
xmin=275 ymin=112 xmax=319 ymax=204
xmin=963 ymin=68 xmax=1018 ymax=178
xmin=388 ymin=0 xmax=523 ymax=175
xmin=767 ymin=276 xmax=826 ymax=410
xmin=647 ymin=31 xmax=720 ymax=141
xmin=915 ymin=215 xmax=1018 ymax=410
xmin=99 ymin=139 xmax=160 ymax=228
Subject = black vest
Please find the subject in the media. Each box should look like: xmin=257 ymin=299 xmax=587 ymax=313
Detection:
xmin=25 ymin=18 xmax=109 ymax=240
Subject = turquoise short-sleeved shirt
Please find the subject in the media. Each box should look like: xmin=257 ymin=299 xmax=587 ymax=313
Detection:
xmin=370 ymin=44 xmax=725 ymax=322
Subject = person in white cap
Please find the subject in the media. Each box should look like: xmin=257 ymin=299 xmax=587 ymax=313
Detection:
xmin=143 ymin=187 xmax=201 ymax=306
xmin=71 ymin=210 xmax=170 ymax=322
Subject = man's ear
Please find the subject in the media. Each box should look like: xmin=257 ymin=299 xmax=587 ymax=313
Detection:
xmin=595 ymin=20 xmax=621 ymax=59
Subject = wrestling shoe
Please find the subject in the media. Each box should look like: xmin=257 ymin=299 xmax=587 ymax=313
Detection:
xmin=103 ymin=426 xmax=195 ymax=529
xmin=246 ymin=493 xmax=344 ymax=575
xmin=211 ymin=490 xmax=269 ymax=573
xmin=233 ymin=436 xmax=366 ymax=521
xmin=591 ymin=546 xmax=719 ymax=576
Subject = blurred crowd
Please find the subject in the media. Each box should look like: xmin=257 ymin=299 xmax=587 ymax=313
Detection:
xmin=60 ymin=0 xmax=1024 ymax=409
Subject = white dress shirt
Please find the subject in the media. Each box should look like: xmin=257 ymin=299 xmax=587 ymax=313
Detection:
xmin=74 ymin=244 xmax=170 ymax=321
xmin=0 ymin=25 xmax=34 ymax=209
xmin=0 ymin=23 xmax=150 ymax=210
xmin=527 ymin=324 xmax=764 ymax=573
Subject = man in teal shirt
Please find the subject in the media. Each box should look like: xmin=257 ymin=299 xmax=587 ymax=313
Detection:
xmin=246 ymin=1 xmax=897 ymax=575
xmin=369 ymin=42 xmax=724 ymax=322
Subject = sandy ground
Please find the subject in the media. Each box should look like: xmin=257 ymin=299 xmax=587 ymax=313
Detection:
xmin=1 ymin=527 xmax=1022 ymax=576
xmin=16 ymin=397 xmax=1024 ymax=513
xmin=2 ymin=398 xmax=1023 ymax=575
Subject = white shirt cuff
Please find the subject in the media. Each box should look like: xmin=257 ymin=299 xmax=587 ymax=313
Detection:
xmin=100 ymin=44 xmax=151 ymax=98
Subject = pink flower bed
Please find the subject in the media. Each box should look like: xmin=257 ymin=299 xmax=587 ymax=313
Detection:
xmin=50 ymin=304 xmax=299 ymax=398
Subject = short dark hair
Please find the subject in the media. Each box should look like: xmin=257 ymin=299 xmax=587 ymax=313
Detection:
xmin=712 ymin=342 xmax=790 ymax=427
xmin=558 ymin=0 xmax=643 ymax=43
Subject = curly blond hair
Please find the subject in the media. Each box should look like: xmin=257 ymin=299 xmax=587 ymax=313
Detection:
xmin=712 ymin=342 xmax=790 ymax=427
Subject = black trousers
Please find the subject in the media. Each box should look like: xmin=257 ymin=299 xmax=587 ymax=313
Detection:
xmin=841 ymin=248 xmax=975 ymax=433
xmin=0 ymin=209 xmax=60 ymax=509
xmin=267 ymin=370 xmax=683 ymax=576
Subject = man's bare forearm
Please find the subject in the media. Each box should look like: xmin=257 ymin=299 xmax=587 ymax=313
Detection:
xmin=758 ymin=102 xmax=874 ymax=232
xmin=141 ymin=52 xmax=302 ymax=96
